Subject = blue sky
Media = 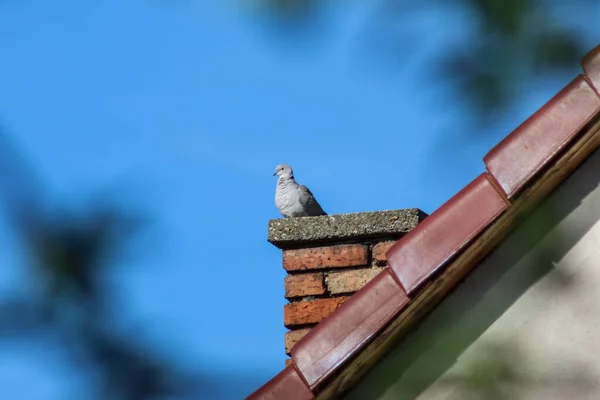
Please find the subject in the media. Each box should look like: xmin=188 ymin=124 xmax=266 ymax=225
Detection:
xmin=0 ymin=1 xmax=597 ymax=398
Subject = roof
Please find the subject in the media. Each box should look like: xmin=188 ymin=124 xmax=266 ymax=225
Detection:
xmin=248 ymin=44 xmax=600 ymax=400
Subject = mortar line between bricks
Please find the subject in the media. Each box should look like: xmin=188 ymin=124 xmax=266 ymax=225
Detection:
xmin=270 ymin=235 xmax=411 ymax=250
xmin=284 ymin=264 xmax=373 ymax=274
xmin=279 ymin=237 xmax=403 ymax=250
xmin=285 ymin=323 xmax=317 ymax=331
xmin=286 ymin=293 xmax=350 ymax=303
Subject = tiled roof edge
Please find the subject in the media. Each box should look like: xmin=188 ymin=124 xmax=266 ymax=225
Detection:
xmin=582 ymin=45 xmax=600 ymax=96
xmin=247 ymin=363 xmax=313 ymax=400
xmin=483 ymin=75 xmax=600 ymax=198
xmin=246 ymin=44 xmax=600 ymax=400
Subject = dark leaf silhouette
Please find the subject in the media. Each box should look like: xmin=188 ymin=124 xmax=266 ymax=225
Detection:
xmin=251 ymin=0 xmax=595 ymax=121
xmin=0 ymin=125 xmax=208 ymax=399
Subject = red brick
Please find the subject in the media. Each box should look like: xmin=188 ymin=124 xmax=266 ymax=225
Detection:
xmin=285 ymin=328 xmax=312 ymax=354
xmin=583 ymin=45 xmax=600 ymax=93
xmin=327 ymin=268 xmax=385 ymax=295
xmin=284 ymin=273 xmax=324 ymax=298
xmin=372 ymin=241 xmax=396 ymax=264
xmin=284 ymin=297 xmax=348 ymax=327
xmin=282 ymin=244 xmax=368 ymax=272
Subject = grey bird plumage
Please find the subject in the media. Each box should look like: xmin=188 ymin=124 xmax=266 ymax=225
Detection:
xmin=273 ymin=164 xmax=327 ymax=218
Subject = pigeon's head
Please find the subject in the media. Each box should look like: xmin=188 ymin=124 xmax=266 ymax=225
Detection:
xmin=273 ymin=164 xmax=293 ymax=179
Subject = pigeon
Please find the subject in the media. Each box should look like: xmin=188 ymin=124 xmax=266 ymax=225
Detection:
xmin=273 ymin=164 xmax=327 ymax=218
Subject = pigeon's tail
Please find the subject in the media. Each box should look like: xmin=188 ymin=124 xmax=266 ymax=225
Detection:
xmin=314 ymin=203 xmax=327 ymax=216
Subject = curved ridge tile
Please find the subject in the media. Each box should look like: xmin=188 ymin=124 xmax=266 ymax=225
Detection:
xmin=387 ymin=174 xmax=508 ymax=294
xmin=582 ymin=45 xmax=600 ymax=96
xmin=247 ymin=365 xmax=313 ymax=400
xmin=484 ymin=75 xmax=600 ymax=198
xmin=290 ymin=269 xmax=409 ymax=389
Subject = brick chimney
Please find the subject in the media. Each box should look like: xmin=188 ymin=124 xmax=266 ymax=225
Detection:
xmin=267 ymin=209 xmax=427 ymax=365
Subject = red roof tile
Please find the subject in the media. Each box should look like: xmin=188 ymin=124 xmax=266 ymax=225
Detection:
xmin=484 ymin=75 xmax=600 ymax=198
xmin=387 ymin=173 xmax=508 ymax=294
xmin=583 ymin=45 xmax=600 ymax=95
xmin=247 ymin=365 xmax=313 ymax=400
xmin=290 ymin=269 xmax=409 ymax=388
xmin=247 ymin=44 xmax=600 ymax=400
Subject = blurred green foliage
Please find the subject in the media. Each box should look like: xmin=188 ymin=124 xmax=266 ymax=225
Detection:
xmin=0 ymin=127 xmax=207 ymax=399
xmin=253 ymin=0 xmax=596 ymax=120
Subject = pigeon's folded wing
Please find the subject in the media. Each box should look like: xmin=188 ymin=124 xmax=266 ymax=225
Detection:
xmin=299 ymin=185 xmax=327 ymax=216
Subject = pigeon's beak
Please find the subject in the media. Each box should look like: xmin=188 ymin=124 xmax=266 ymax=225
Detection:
xmin=273 ymin=172 xmax=277 ymax=176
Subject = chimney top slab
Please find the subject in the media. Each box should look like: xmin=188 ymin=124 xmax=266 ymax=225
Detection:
xmin=268 ymin=208 xmax=427 ymax=249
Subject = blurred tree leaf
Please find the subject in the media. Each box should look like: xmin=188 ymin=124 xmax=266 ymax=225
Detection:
xmin=0 ymin=127 xmax=208 ymax=399
xmin=258 ymin=0 xmax=317 ymax=15
xmin=250 ymin=0 xmax=595 ymax=123
xmin=532 ymin=29 xmax=583 ymax=70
